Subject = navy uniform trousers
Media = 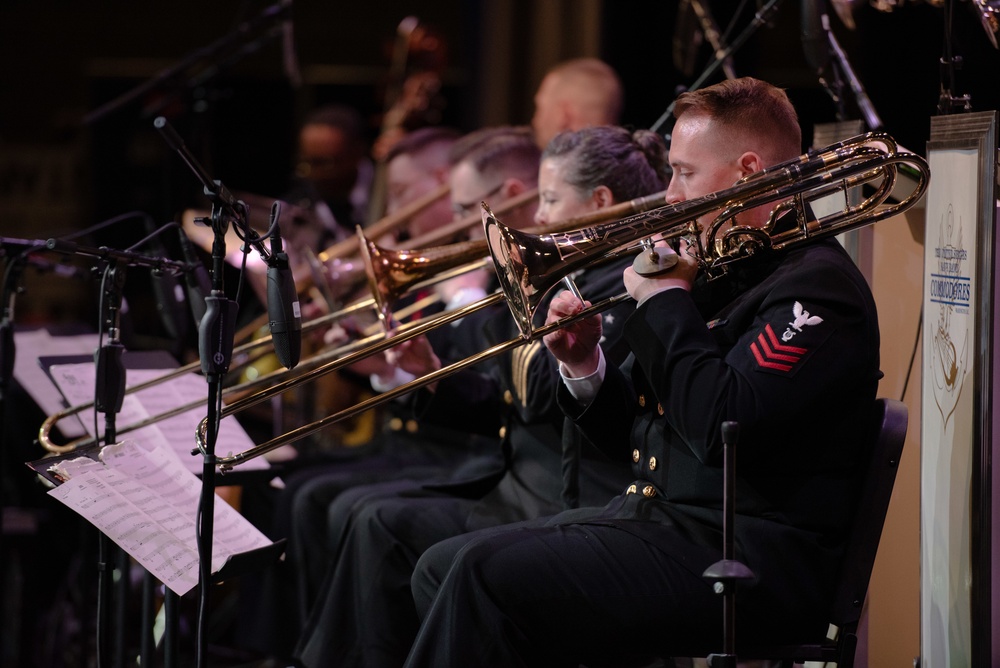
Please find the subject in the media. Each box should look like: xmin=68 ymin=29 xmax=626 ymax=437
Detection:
xmin=293 ymin=257 xmax=638 ymax=668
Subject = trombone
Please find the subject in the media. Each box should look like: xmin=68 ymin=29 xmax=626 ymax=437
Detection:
xmin=231 ymin=185 xmax=533 ymax=341
xmin=36 ymin=188 xmax=665 ymax=455
xmin=36 ymin=306 xmax=369 ymax=455
xmin=488 ymin=131 xmax=930 ymax=337
xmin=198 ymin=132 xmax=928 ymax=471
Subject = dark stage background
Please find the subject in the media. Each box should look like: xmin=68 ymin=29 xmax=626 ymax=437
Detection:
xmin=1 ymin=1 xmax=998 ymax=666
xmin=2 ymin=0 xmax=998 ymax=328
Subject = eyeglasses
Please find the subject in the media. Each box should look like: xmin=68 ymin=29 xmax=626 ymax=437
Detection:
xmin=451 ymin=183 xmax=504 ymax=219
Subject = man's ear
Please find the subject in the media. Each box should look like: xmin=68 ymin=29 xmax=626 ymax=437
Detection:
xmin=501 ymin=178 xmax=525 ymax=199
xmin=557 ymin=99 xmax=576 ymax=134
xmin=737 ymin=151 xmax=764 ymax=177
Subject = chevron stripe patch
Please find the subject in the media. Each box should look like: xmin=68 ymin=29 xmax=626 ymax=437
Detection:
xmin=750 ymin=324 xmax=809 ymax=372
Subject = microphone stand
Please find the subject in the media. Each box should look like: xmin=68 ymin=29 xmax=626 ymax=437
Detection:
xmin=938 ymin=0 xmax=973 ymax=114
xmin=687 ymin=0 xmax=737 ymax=81
xmin=702 ymin=421 xmax=755 ymax=668
xmin=0 ymin=249 xmax=25 ymax=667
xmin=0 ymin=250 xmax=26 ymax=492
xmin=153 ymin=115 xmax=274 ymax=668
xmin=41 ymin=239 xmax=196 ymax=668
xmin=93 ymin=260 xmax=128 ymax=668
xmin=651 ymin=0 xmax=785 ymax=135
xmin=822 ymin=24 xmax=884 ymax=131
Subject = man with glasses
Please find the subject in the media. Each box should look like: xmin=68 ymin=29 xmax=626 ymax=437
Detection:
xmin=292 ymin=124 xmax=665 ymax=668
xmin=447 ymin=126 xmax=539 ymax=233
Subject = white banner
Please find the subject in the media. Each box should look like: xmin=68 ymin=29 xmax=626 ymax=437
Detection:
xmin=921 ymin=146 xmax=978 ymax=667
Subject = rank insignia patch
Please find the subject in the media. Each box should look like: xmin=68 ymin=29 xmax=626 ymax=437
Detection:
xmin=748 ymin=302 xmax=829 ymax=375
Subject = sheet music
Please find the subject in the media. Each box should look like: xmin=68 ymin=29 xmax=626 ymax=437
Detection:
xmin=48 ymin=440 xmax=273 ymax=596
xmin=13 ymin=328 xmax=99 ymax=438
xmin=46 ymin=362 xmax=268 ymax=474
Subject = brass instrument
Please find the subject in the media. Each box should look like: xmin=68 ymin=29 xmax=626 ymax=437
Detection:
xmin=36 ymin=189 xmax=665 ymax=455
xmin=236 ymin=186 xmax=658 ymax=343
xmin=190 ymin=132 xmax=928 ymax=471
xmin=233 ymin=185 xmax=530 ymax=337
xmin=39 ymin=133 xmax=929 ymax=465
xmin=37 ymin=305 xmax=369 ymax=454
xmin=487 ymin=132 xmax=929 ymax=337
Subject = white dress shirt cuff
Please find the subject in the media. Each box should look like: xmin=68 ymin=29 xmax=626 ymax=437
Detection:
xmin=370 ymin=367 xmax=417 ymax=393
xmin=559 ymin=347 xmax=607 ymax=405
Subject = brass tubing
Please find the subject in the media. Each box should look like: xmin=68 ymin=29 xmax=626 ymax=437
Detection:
xmin=216 ymin=291 xmax=631 ymax=471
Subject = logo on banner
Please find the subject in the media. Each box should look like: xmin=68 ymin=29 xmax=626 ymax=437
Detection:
xmin=930 ymin=203 xmax=970 ymax=429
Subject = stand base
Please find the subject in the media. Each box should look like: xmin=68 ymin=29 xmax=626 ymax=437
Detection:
xmin=706 ymin=653 xmax=738 ymax=668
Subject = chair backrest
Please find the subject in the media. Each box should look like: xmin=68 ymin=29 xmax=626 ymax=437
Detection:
xmin=739 ymin=397 xmax=908 ymax=667
xmin=829 ymin=396 xmax=908 ymax=630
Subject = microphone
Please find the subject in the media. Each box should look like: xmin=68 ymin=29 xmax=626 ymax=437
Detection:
xmin=266 ymin=202 xmax=302 ymax=369
xmin=281 ymin=0 xmax=302 ymax=88
xmin=801 ymin=0 xmax=831 ymax=74
xmin=178 ymin=228 xmax=212 ymax=329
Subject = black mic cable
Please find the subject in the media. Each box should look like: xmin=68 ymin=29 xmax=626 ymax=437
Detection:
xmin=177 ymin=228 xmax=212 ymax=329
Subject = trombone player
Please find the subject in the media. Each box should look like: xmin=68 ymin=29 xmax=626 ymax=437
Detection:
xmin=241 ymin=126 xmax=543 ymax=659
xmin=293 ymin=124 xmax=670 ymax=668
xmin=404 ymin=77 xmax=884 ymax=667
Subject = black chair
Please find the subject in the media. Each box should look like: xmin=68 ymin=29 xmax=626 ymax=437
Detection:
xmin=741 ymin=397 xmax=909 ymax=668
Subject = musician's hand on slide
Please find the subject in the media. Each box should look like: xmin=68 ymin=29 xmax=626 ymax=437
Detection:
xmin=388 ymin=334 xmax=441 ymax=377
xmin=543 ymin=290 xmax=602 ymax=378
xmin=323 ymin=323 xmax=351 ymax=347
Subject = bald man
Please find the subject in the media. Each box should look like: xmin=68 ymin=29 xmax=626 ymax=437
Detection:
xmin=531 ymin=57 xmax=624 ymax=148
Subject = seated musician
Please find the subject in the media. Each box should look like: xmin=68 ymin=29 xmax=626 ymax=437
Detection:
xmin=235 ymin=125 xmax=490 ymax=657
xmin=403 ymin=77 xmax=882 ymax=667
xmin=292 ymin=124 xmax=670 ymax=668
xmin=287 ymin=124 xmax=543 ymax=594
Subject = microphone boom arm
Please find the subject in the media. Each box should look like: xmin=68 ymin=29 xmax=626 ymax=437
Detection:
xmin=825 ymin=24 xmax=883 ymax=131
